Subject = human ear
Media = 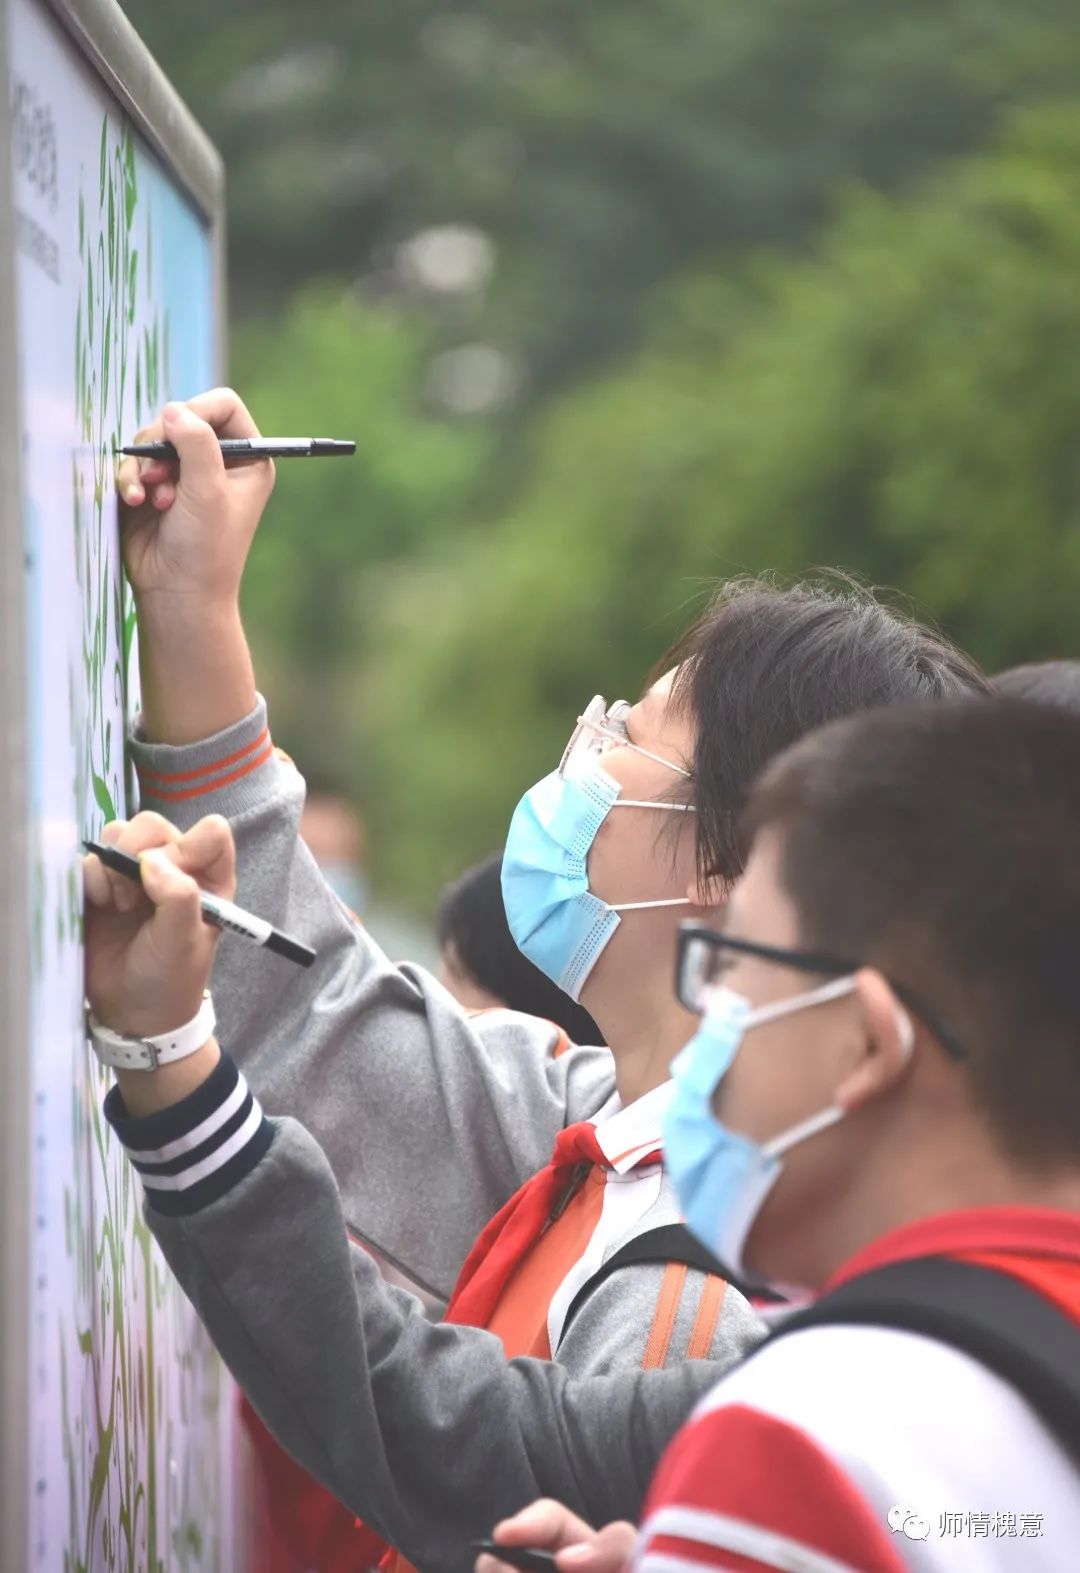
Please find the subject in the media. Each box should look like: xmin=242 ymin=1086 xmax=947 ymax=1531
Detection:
xmin=834 ymin=969 xmax=915 ymax=1114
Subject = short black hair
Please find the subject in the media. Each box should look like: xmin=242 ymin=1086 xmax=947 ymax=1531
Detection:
xmin=744 ymin=697 xmax=1080 ymax=1168
xmin=437 ymin=854 xmax=605 ymax=1045
xmin=995 ymin=660 xmax=1080 ymax=714
xmin=659 ymin=577 xmax=987 ymax=888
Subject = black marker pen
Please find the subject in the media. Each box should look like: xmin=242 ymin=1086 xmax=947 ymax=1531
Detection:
xmin=471 ymin=1542 xmax=559 ymax=1573
xmin=117 ymin=438 xmax=356 ymax=460
xmin=83 ymin=839 xmax=316 ymax=968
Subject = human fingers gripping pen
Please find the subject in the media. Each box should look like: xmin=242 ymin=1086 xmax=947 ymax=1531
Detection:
xmin=471 ymin=1542 xmax=559 ymax=1573
xmin=83 ymin=840 xmax=316 ymax=967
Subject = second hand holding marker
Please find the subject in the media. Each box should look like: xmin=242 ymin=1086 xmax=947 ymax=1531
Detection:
xmin=83 ymin=839 xmax=316 ymax=968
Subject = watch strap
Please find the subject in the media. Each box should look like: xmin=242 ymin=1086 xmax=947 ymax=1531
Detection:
xmin=86 ymin=992 xmax=216 ymax=1072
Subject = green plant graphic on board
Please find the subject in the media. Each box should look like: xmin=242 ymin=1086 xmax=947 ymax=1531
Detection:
xmin=57 ymin=115 xmax=224 ymax=1573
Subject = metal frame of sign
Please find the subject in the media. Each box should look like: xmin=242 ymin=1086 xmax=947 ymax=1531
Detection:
xmin=0 ymin=3 xmax=224 ymax=1562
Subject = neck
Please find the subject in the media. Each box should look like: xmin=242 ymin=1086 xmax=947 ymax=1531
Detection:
xmin=772 ymin=1124 xmax=1080 ymax=1291
xmin=591 ymin=995 xmax=698 ymax=1107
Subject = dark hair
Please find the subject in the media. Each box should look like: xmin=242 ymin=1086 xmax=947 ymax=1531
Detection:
xmin=657 ymin=576 xmax=987 ymax=887
xmin=994 ymin=660 xmax=1080 ymax=714
xmin=437 ymin=854 xmax=605 ymax=1045
xmin=743 ymin=697 xmax=1080 ymax=1168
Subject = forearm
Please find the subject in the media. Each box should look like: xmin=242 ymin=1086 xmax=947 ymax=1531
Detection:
xmin=115 ymin=1036 xmax=221 ymax=1117
xmin=135 ymin=593 xmax=256 ymax=745
xmin=130 ymin=703 xmax=617 ymax=1293
xmin=104 ymin=1067 xmax=708 ymax=1571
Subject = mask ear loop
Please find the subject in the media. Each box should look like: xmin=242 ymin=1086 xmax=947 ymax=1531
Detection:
xmin=758 ymin=994 xmax=917 ymax=1162
xmin=746 ymin=975 xmax=857 ymax=1029
xmin=612 ymin=799 xmax=696 ymax=812
xmin=611 ymin=897 xmax=692 ymax=911
xmin=763 ymin=1103 xmax=847 ymax=1160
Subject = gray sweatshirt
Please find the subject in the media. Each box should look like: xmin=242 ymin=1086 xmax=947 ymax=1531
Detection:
xmin=105 ymin=1058 xmax=737 ymax=1571
xmin=112 ymin=699 xmax=764 ymax=1562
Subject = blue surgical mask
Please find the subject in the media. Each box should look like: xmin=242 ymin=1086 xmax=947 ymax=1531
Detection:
xmin=502 ymin=762 xmax=693 ymax=1001
xmin=663 ymin=980 xmax=913 ymax=1291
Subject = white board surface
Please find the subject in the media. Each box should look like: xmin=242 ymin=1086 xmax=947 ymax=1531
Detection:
xmin=7 ymin=0 xmax=237 ymax=1566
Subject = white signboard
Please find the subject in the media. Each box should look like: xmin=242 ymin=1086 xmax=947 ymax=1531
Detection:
xmin=3 ymin=1 xmax=236 ymax=1567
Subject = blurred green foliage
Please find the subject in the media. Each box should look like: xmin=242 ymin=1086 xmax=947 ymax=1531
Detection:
xmin=232 ymin=290 xmax=489 ymax=784
xmin=363 ymin=101 xmax=1080 ymax=899
xmin=125 ymin=0 xmax=1080 ymax=396
xmin=121 ymin=1 xmax=1080 ymax=908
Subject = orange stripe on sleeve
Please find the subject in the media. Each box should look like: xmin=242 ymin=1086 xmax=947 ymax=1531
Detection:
xmin=685 ymin=1274 xmax=726 ymax=1360
xmin=141 ymin=740 xmax=274 ymax=802
xmin=642 ymin=1262 xmax=688 ymax=1370
xmin=138 ymin=727 xmax=270 ymax=786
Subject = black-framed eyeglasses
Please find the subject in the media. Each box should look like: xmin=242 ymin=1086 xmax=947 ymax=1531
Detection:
xmin=675 ymin=923 xmax=966 ymax=1061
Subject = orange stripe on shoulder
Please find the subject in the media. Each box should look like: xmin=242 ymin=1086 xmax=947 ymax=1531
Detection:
xmin=642 ymin=1262 xmax=688 ymax=1369
xmin=686 ymin=1273 xmax=726 ymax=1360
xmin=141 ymin=739 xmax=273 ymax=802
xmin=138 ymin=726 xmax=270 ymax=786
xmin=607 ymin=1137 xmax=662 ymax=1167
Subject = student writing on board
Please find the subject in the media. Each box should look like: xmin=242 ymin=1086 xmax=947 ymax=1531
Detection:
xmin=104 ymin=389 xmax=983 ymax=1563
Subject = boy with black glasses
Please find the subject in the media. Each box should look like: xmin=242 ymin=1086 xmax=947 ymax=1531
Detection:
xmin=484 ymin=696 xmax=1080 ymax=1572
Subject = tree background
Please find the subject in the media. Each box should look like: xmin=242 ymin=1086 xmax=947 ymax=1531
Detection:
xmin=122 ymin=0 xmax=1080 ymax=908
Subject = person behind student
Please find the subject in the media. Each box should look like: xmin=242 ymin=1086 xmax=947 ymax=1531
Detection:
xmin=438 ymin=853 xmax=605 ymax=1044
xmin=300 ymin=788 xmax=370 ymax=916
xmin=994 ymin=658 xmax=1080 ymax=710
xmin=110 ymin=390 xmax=982 ymax=1561
xmin=480 ymin=696 xmax=1080 ymax=1573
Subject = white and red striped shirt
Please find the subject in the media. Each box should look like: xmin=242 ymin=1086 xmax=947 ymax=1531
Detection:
xmin=634 ymin=1208 xmax=1080 ymax=1573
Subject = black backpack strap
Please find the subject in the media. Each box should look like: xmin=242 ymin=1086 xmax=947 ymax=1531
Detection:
xmin=764 ymin=1256 xmax=1080 ymax=1461
xmin=560 ymin=1224 xmax=782 ymax=1341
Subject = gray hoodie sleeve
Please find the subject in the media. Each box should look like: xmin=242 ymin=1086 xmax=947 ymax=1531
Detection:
xmin=130 ymin=698 xmax=617 ymax=1298
xmin=104 ymin=1056 xmax=718 ymax=1573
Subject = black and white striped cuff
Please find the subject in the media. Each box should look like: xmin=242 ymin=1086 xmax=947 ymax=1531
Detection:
xmin=104 ymin=1052 xmax=274 ymax=1216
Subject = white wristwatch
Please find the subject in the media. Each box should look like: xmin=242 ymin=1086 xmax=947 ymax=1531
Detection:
xmin=86 ymin=992 xmax=217 ymax=1072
